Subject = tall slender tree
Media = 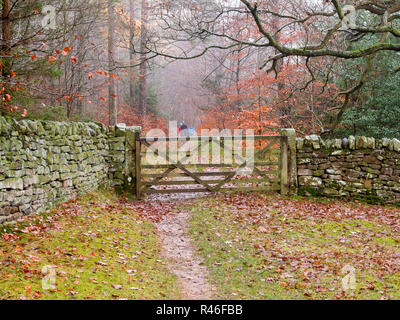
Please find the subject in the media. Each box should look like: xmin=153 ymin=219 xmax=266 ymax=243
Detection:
xmin=129 ymin=0 xmax=136 ymax=110
xmin=138 ymin=0 xmax=148 ymax=119
xmin=1 ymin=0 xmax=11 ymax=110
xmin=108 ymin=0 xmax=117 ymax=126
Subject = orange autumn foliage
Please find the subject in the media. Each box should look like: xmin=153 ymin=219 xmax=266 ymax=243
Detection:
xmin=199 ymin=60 xmax=338 ymax=135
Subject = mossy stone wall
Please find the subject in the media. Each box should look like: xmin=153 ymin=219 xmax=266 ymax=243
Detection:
xmin=296 ymin=135 xmax=400 ymax=205
xmin=0 ymin=117 xmax=140 ymax=224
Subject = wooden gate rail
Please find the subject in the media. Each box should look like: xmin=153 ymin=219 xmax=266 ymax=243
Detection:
xmin=135 ymin=133 xmax=288 ymax=199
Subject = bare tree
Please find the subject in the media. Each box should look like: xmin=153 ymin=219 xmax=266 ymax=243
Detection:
xmin=129 ymin=0 xmax=136 ymax=110
xmin=138 ymin=0 xmax=148 ymax=118
xmin=1 ymin=0 xmax=11 ymax=108
xmin=142 ymin=0 xmax=400 ymax=133
xmin=108 ymin=0 xmax=117 ymax=126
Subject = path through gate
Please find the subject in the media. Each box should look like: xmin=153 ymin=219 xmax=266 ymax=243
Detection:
xmin=135 ymin=134 xmax=288 ymax=199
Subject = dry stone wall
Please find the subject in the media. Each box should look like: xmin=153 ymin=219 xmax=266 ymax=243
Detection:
xmin=2 ymin=117 xmax=399 ymax=225
xmin=296 ymin=135 xmax=400 ymax=205
xmin=0 ymin=117 xmax=139 ymax=224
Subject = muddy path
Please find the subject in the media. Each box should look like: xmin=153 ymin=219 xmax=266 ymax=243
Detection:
xmin=146 ymin=194 xmax=212 ymax=300
xmin=156 ymin=210 xmax=213 ymax=300
xmin=129 ymin=193 xmax=214 ymax=300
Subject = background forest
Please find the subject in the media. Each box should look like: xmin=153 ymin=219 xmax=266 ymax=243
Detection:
xmin=0 ymin=0 xmax=399 ymax=138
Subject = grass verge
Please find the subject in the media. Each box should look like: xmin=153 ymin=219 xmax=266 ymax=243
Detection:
xmin=189 ymin=193 xmax=400 ymax=300
xmin=0 ymin=190 xmax=180 ymax=300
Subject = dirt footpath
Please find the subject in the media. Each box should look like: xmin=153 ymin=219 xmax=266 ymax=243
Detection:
xmin=156 ymin=210 xmax=213 ymax=300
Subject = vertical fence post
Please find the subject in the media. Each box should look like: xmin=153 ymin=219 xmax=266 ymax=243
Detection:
xmin=135 ymin=131 xmax=142 ymax=200
xmin=280 ymin=136 xmax=289 ymax=195
xmin=280 ymin=128 xmax=297 ymax=194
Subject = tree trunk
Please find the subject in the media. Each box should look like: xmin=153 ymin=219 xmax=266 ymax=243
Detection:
xmin=271 ymin=0 xmax=288 ymax=128
xmin=116 ymin=44 xmax=121 ymax=117
xmin=138 ymin=0 xmax=148 ymax=119
xmin=1 ymin=0 xmax=11 ymax=113
xmin=108 ymin=0 xmax=117 ymax=126
xmin=129 ymin=0 xmax=136 ymax=110
xmin=76 ymin=76 xmax=85 ymax=117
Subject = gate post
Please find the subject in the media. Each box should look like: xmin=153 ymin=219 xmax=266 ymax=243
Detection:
xmin=280 ymin=136 xmax=289 ymax=195
xmin=124 ymin=126 xmax=141 ymax=195
xmin=135 ymin=131 xmax=142 ymax=199
xmin=280 ymin=128 xmax=297 ymax=194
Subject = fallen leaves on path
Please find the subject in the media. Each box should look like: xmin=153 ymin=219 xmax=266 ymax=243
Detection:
xmin=123 ymin=196 xmax=198 ymax=223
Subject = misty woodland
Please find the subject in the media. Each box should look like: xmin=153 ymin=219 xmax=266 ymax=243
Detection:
xmin=0 ymin=0 xmax=400 ymax=302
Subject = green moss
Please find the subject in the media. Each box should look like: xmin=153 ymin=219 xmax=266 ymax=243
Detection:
xmin=113 ymin=176 xmax=136 ymax=197
xmin=354 ymin=190 xmax=385 ymax=205
xmin=327 ymin=181 xmax=340 ymax=189
xmin=298 ymin=186 xmax=324 ymax=197
xmin=374 ymin=236 xmax=400 ymax=246
xmin=321 ymin=147 xmax=335 ymax=155
xmin=299 ymin=185 xmax=395 ymax=207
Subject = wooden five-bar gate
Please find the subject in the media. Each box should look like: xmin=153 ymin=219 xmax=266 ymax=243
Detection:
xmin=135 ymin=134 xmax=289 ymax=199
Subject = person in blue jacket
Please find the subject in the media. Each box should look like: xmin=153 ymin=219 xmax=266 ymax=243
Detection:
xmin=178 ymin=122 xmax=189 ymax=137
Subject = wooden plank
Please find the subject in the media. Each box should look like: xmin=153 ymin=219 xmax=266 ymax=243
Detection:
xmin=140 ymin=135 xmax=281 ymax=142
xmin=141 ymin=140 xmax=215 ymax=192
xmin=209 ymin=136 xmax=281 ymax=192
xmin=256 ymin=137 xmax=281 ymax=157
xmin=141 ymin=161 xmax=278 ymax=169
xmin=141 ymin=170 xmax=279 ymax=178
xmin=220 ymin=185 xmax=281 ymax=192
xmin=140 ymin=149 xmax=281 ymax=158
xmin=227 ymin=177 xmax=280 ymax=184
xmin=142 ymin=188 xmax=211 ymax=194
xmin=142 ymin=171 xmax=233 ymax=178
xmin=143 ymin=180 xmax=222 ymax=186
xmin=136 ymin=135 xmax=284 ymax=196
xmin=140 ymin=138 xmax=213 ymax=193
xmin=215 ymin=137 xmax=276 ymax=184
xmin=142 ymin=185 xmax=280 ymax=194
xmin=211 ymin=157 xmax=254 ymax=192
xmin=142 ymin=177 xmax=280 ymax=186
xmin=141 ymin=150 xmax=281 ymax=156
